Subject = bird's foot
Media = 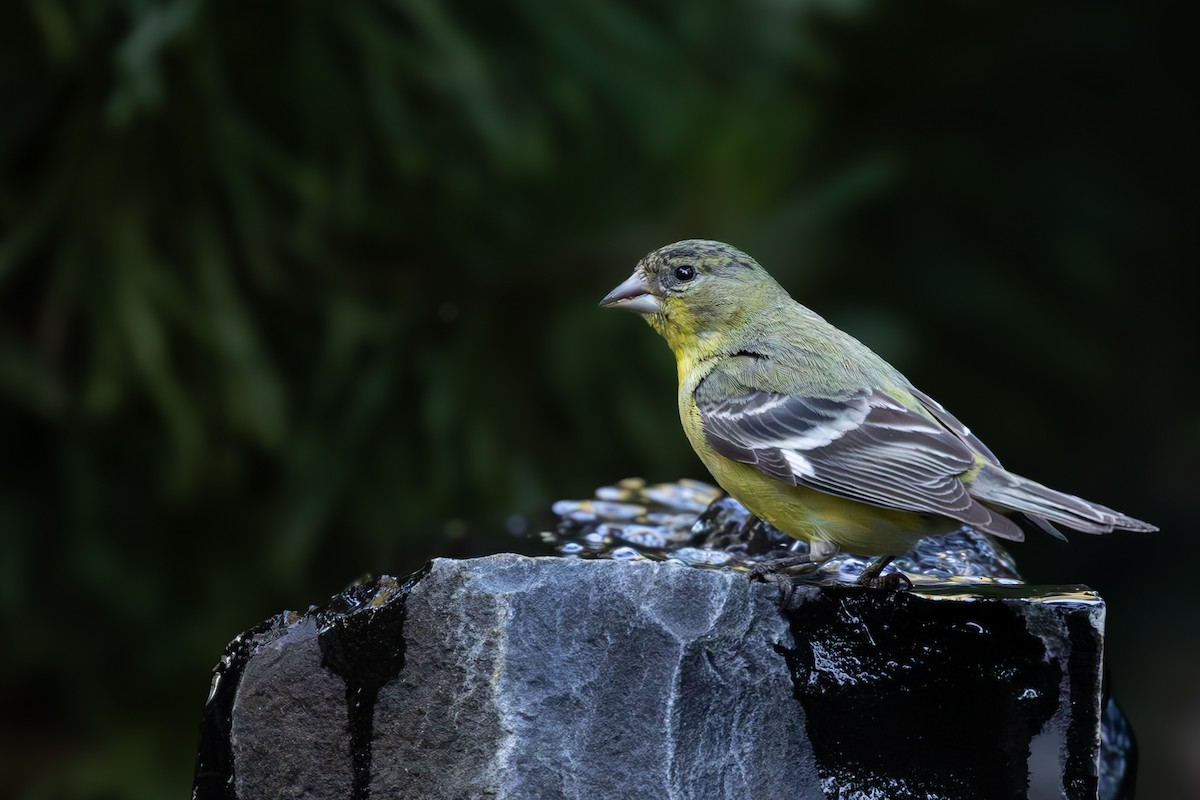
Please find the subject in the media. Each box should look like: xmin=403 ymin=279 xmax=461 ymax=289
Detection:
xmin=859 ymin=571 xmax=913 ymax=591
xmin=748 ymin=555 xmax=819 ymax=582
xmin=748 ymin=555 xmax=824 ymax=611
xmin=856 ymin=555 xmax=912 ymax=590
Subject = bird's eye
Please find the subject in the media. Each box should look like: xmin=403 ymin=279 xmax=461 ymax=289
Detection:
xmin=673 ymin=264 xmax=696 ymax=282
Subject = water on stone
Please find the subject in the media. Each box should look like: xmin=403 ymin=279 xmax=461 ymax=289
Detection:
xmin=543 ymin=478 xmax=1023 ymax=586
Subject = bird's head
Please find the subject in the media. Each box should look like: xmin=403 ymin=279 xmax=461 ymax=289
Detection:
xmin=600 ymin=239 xmax=783 ymax=355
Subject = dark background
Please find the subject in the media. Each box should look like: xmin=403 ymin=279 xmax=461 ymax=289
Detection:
xmin=2 ymin=1 xmax=1196 ymax=797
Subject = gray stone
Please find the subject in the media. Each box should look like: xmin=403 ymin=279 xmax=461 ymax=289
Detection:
xmin=193 ymin=554 xmax=1113 ymax=800
xmin=231 ymin=617 xmax=353 ymax=798
xmin=370 ymin=555 xmax=819 ymax=799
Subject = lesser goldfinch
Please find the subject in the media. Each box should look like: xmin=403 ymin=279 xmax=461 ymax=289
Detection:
xmin=601 ymin=239 xmax=1155 ymax=583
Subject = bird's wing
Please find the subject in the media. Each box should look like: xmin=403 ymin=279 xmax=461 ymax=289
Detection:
xmin=696 ymin=380 xmax=1023 ymax=539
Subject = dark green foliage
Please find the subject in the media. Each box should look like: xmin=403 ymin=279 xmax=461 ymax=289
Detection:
xmin=0 ymin=1 xmax=1194 ymax=798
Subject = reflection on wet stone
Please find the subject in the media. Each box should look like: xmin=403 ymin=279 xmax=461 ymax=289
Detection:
xmin=545 ymin=477 xmax=1023 ymax=584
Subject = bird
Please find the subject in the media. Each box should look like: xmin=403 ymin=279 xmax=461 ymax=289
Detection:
xmin=599 ymin=239 xmax=1156 ymax=585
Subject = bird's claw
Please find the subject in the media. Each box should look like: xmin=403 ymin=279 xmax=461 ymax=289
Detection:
xmin=852 ymin=554 xmax=911 ymax=590
xmin=857 ymin=570 xmax=912 ymax=590
xmin=748 ymin=555 xmax=817 ymax=583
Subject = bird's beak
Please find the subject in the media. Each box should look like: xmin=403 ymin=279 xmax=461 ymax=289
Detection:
xmin=599 ymin=270 xmax=661 ymax=314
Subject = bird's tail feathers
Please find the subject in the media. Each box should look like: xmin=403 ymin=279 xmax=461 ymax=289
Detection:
xmin=1022 ymin=513 xmax=1069 ymax=542
xmin=969 ymin=466 xmax=1157 ymax=535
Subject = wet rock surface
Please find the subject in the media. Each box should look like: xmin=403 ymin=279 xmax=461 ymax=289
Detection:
xmin=194 ymin=553 xmax=1130 ymax=799
xmin=546 ymin=477 xmax=1024 ymax=585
